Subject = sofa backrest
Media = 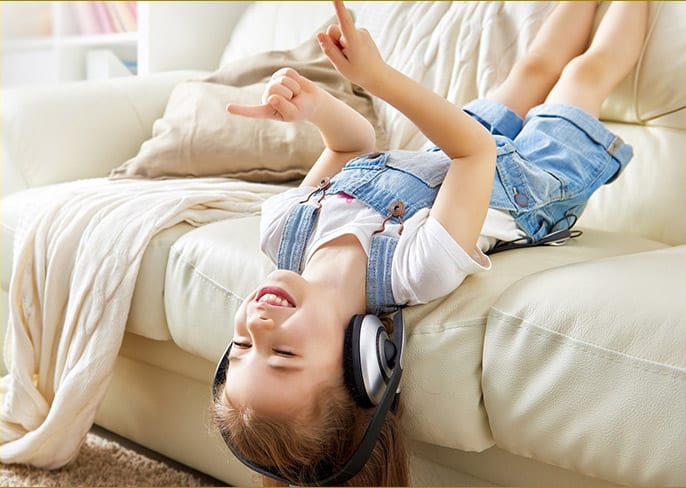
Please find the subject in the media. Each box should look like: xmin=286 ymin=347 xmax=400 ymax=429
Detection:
xmin=223 ymin=1 xmax=685 ymax=245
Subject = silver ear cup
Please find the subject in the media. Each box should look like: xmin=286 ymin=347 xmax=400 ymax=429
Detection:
xmin=357 ymin=315 xmax=394 ymax=406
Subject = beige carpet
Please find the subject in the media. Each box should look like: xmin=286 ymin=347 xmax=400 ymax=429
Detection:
xmin=0 ymin=429 xmax=225 ymax=486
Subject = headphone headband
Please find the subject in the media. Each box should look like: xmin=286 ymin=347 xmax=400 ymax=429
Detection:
xmin=211 ymin=309 xmax=404 ymax=486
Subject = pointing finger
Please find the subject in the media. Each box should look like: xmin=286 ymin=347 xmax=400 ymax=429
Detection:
xmin=226 ymin=102 xmax=275 ymax=119
xmin=333 ymin=1 xmax=355 ymax=36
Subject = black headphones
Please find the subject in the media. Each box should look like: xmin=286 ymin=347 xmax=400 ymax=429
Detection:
xmin=212 ymin=309 xmax=404 ymax=486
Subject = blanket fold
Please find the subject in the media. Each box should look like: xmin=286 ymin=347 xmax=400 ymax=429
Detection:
xmin=1 ymin=177 xmax=283 ymax=468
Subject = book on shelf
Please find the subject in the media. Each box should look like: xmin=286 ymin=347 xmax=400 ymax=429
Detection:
xmin=69 ymin=1 xmax=137 ymax=36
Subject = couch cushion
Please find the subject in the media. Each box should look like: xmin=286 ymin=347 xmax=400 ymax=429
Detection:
xmin=578 ymin=122 xmax=685 ymax=246
xmin=164 ymin=215 xmax=667 ymax=453
xmin=164 ymin=216 xmax=274 ymax=357
xmin=482 ymin=246 xmax=685 ymax=485
xmin=1 ymin=187 xmax=194 ymax=341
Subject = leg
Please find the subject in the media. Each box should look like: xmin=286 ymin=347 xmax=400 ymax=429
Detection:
xmin=545 ymin=1 xmax=649 ymax=117
xmin=488 ymin=2 xmax=599 ymax=119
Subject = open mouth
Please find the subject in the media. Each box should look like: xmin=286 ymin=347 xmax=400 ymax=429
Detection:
xmin=256 ymin=286 xmax=296 ymax=308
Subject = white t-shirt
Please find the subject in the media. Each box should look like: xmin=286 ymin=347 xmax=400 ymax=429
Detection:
xmin=260 ymin=186 xmax=524 ymax=306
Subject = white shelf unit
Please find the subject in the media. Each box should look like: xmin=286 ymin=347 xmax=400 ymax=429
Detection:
xmin=2 ymin=2 xmax=137 ymax=86
xmin=1 ymin=1 xmax=250 ymax=87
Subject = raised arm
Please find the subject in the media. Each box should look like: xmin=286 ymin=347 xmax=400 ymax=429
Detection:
xmin=318 ymin=1 xmax=496 ymax=255
xmin=227 ymin=67 xmax=376 ymax=187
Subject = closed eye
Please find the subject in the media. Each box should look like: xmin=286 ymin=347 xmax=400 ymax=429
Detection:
xmin=232 ymin=342 xmax=294 ymax=358
xmin=274 ymin=349 xmax=295 ymax=357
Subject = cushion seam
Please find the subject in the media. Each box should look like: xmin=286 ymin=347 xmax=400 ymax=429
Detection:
xmin=409 ymin=317 xmax=487 ymax=336
xmin=168 ymin=246 xmax=244 ymax=303
xmin=489 ymin=306 xmax=684 ymax=377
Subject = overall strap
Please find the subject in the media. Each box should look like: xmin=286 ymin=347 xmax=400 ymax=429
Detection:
xmin=277 ymin=204 xmax=319 ymax=272
xmin=367 ymin=234 xmax=399 ymax=315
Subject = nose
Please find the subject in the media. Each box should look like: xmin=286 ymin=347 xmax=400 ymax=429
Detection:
xmin=246 ymin=309 xmax=276 ymax=338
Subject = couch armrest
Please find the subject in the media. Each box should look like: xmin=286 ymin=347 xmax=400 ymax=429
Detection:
xmin=1 ymin=71 xmax=206 ymax=196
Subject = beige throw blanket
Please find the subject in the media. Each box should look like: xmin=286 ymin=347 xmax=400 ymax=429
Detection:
xmin=0 ymin=177 xmax=283 ymax=468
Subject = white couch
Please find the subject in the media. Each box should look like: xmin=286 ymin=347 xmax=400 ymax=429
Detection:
xmin=2 ymin=2 xmax=684 ymax=485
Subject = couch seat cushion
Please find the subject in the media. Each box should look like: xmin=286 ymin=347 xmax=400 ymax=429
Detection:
xmin=483 ymin=246 xmax=685 ymax=485
xmin=164 ymin=215 xmax=667 ymax=453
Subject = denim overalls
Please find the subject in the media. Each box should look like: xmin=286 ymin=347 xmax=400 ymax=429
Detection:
xmin=277 ymin=102 xmax=633 ymax=313
xmin=277 ymin=149 xmax=450 ymax=314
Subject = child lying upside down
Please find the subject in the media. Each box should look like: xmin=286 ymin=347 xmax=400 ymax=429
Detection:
xmin=211 ymin=1 xmax=648 ymax=485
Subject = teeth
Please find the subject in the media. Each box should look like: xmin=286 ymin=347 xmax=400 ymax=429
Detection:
xmin=258 ymin=293 xmax=292 ymax=307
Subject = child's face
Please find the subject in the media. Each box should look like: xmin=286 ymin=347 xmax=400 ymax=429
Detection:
xmin=223 ymin=269 xmax=348 ymax=421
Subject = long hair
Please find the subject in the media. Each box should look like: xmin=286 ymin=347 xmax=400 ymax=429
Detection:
xmin=211 ymin=381 xmax=409 ymax=486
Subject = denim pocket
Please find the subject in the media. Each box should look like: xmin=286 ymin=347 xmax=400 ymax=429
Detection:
xmin=384 ymin=149 xmax=451 ymax=188
xmin=490 ymin=140 xmax=564 ymax=212
xmin=333 ymin=152 xmax=387 ymax=192
xmin=343 ymin=151 xmax=388 ymax=170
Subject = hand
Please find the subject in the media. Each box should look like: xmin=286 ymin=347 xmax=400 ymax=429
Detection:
xmin=316 ymin=1 xmax=387 ymax=91
xmin=226 ymin=68 xmax=319 ymax=122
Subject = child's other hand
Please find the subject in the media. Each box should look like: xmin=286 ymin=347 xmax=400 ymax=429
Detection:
xmin=317 ymin=1 xmax=386 ymax=91
xmin=226 ymin=68 xmax=318 ymax=122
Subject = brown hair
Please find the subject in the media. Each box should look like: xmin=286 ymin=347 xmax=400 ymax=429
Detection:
xmin=211 ymin=381 xmax=409 ymax=486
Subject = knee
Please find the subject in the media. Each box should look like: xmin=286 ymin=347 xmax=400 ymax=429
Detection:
xmin=559 ymin=51 xmax=613 ymax=89
xmin=515 ymin=51 xmax=567 ymax=84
